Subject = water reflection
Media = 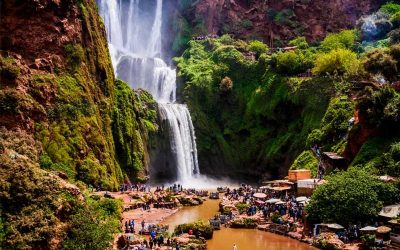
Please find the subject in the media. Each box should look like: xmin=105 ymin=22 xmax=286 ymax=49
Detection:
xmin=161 ymin=198 xmax=316 ymax=250
xmin=208 ymin=228 xmax=316 ymax=250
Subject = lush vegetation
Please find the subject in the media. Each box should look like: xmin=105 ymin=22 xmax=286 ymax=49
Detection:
xmin=176 ymin=0 xmax=400 ymax=180
xmin=112 ymin=80 xmax=157 ymax=181
xmin=61 ymin=198 xmax=122 ymax=250
xmin=0 ymin=129 xmax=122 ymax=249
xmin=176 ymin=35 xmax=336 ymax=178
xmin=0 ymin=0 xmax=153 ymax=249
xmin=307 ymin=96 xmax=355 ymax=153
xmin=290 ymin=150 xmax=319 ymax=177
xmin=306 ymin=168 xmax=400 ymax=225
xmin=174 ymin=220 xmax=214 ymax=240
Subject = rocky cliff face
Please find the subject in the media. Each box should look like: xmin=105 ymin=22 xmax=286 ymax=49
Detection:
xmin=0 ymin=0 xmax=157 ymax=189
xmin=181 ymin=0 xmax=386 ymax=45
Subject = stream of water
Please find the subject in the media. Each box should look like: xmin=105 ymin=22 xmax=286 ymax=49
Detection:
xmin=162 ymin=196 xmax=316 ymax=250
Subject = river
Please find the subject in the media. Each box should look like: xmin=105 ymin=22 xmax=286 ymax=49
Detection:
xmin=161 ymin=194 xmax=316 ymax=250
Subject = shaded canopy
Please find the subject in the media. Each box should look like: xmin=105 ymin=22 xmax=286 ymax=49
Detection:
xmin=360 ymin=226 xmax=377 ymax=231
xmin=377 ymin=226 xmax=391 ymax=234
xmin=327 ymin=224 xmax=344 ymax=229
xmin=266 ymin=198 xmax=281 ymax=204
xmin=253 ymin=193 xmax=267 ymax=199
xmin=296 ymin=196 xmax=308 ymax=202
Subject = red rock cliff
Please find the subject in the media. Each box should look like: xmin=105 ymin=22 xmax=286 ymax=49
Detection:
xmin=188 ymin=0 xmax=386 ymax=44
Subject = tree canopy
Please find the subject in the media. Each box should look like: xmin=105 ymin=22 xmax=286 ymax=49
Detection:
xmin=306 ymin=168 xmax=400 ymax=225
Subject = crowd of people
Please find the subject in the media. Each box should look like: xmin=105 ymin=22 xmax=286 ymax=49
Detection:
xmin=222 ymin=184 xmax=306 ymax=227
xmin=120 ymin=183 xmax=151 ymax=193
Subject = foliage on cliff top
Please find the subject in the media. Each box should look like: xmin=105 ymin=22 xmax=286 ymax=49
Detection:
xmin=380 ymin=2 xmax=400 ymax=15
xmin=320 ymin=30 xmax=357 ymax=51
xmin=312 ymin=49 xmax=360 ymax=77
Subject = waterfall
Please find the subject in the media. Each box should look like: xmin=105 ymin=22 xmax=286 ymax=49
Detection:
xmin=98 ymin=0 xmax=200 ymax=182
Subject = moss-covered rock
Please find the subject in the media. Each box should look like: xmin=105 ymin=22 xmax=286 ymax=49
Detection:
xmin=0 ymin=0 xmax=156 ymax=248
xmin=290 ymin=150 xmax=319 ymax=177
xmin=112 ymin=80 xmax=157 ymax=181
xmin=174 ymin=220 xmax=214 ymax=240
xmin=0 ymin=57 xmax=20 ymax=80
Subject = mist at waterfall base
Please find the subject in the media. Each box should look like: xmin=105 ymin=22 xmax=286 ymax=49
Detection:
xmin=98 ymin=0 xmax=234 ymax=188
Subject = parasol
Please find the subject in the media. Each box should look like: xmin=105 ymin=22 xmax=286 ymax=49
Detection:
xmin=360 ymin=226 xmax=377 ymax=231
xmin=253 ymin=193 xmax=267 ymax=199
xmin=377 ymin=226 xmax=391 ymax=234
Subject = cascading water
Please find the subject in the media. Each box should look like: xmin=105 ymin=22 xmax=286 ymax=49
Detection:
xmin=98 ymin=0 xmax=200 ymax=182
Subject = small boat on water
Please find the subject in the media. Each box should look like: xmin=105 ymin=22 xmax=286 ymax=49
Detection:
xmin=209 ymin=219 xmax=221 ymax=230
xmin=209 ymin=192 xmax=220 ymax=199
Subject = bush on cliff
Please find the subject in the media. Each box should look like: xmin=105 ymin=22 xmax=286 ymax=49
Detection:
xmin=61 ymin=198 xmax=122 ymax=250
xmin=312 ymin=49 xmax=360 ymax=77
xmin=219 ymin=76 xmax=233 ymax=92
xmin=361 ymin=48 xmax=398 ymax=81
xmin=247 ymin=40 xmax=269 ymax=57
xmin=320 ymin=30 xmax=357 ymax=51
xmin=290 ymin=150 xmax=319 ymax=177
xmin=0 ymin=57 xmax=20 ymax=80
xmin=276 ymin=49 xmax=314 ymax=75
xmin=380 ymin=2 xmax=400 ymax=16
xmin=306 ymin=96 xmax=354 ymax=151
xmin=357 ymin=86 xmax=400 ymax=130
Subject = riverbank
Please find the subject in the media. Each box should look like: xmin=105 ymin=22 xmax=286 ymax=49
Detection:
xmin=93 ymin=189 xmax=210 ymax=249
xmin=217 ymin=189 xmax=363 ymax=250
xmin=96 ymin=186 xmax=367 ymax=250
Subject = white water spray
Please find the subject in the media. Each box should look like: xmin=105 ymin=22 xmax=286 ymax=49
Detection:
xmin=98 ymin=0 xmax=200 ymax=182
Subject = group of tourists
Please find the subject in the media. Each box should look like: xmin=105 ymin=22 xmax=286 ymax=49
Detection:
xmin=192 ymin=34 xmax=219 ymax=41
xmin=125 ymin=219 xmax=147 ymax=234
xmin=311 ymin=144 xmax=326 ymax=180
xmin=223 ymin=184 xmax=307 ymax=225
xmin=262 ymin=198 xmax=305 ymax=223
xmin=120 ymin=183 xmax=150 ymax=193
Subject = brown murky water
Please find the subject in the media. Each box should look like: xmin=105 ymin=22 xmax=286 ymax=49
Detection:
xmin=208 ymin=228 xmax=316 ymax=250
xmin=161 ymin=197 xmax=316 ymax=250
xmin=162 ymin=198 xmax=221 ymax=230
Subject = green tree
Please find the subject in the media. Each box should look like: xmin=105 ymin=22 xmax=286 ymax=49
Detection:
xmin=380 ymin=2 xmax=400 ymax=15
xmin=357 ymin=86 xmax=400 ymax=129
xmin=362 ymin=48 xmax=398 ymax=81
xmin=306 ymin=168 xmax=399 ymax=224
xmin=61 ymin=205 xmax=120 ymax=250
xmin=312 ymin=48 xmax=360 ymax=76
xmin=276 ymin=50 xmax=314 ymax=75
xmin=321 ymin=30 xmax=357 ymax=51
xmin=247 ymin=40 xmax=269 ymax=57
xmin=288 ymin=37 xmax=309 ymax=49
